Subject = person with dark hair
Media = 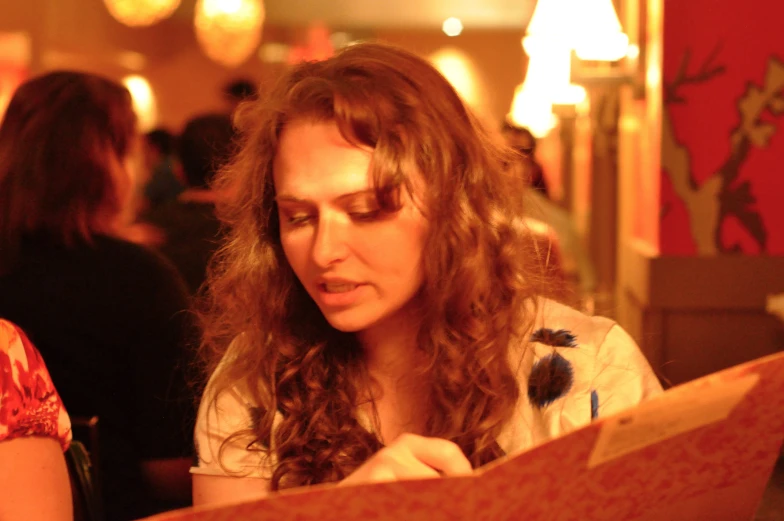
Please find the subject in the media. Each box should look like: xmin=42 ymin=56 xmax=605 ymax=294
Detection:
xmin=147 ymin=128 xmax=176 ymax=156
xmin=142 ymin=113 xmax=234 ymax=295
xmin=0 ymin=71 xmax=195 ymax=520
xmin=501 ymin=121 xmax=598 ymax=299
xmin=178 ymin=114 xmax=234 ymax=190
xmin=143 ymin=127 xmax=184 ymax=209
xmin=222 ymin=78 xmax=257 ymax=115
xmin=500 ymin=122 xmax=549 ymax=197
xmin=191 ymin=42 xmax=661 ymax=506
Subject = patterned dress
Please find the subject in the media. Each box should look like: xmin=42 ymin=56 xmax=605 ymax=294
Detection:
xmin=0 ymin=319 xmax=71 ymax=450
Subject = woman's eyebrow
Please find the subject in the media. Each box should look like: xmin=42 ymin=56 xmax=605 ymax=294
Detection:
xmin=274 ymin=189 xmax=375 ymax=204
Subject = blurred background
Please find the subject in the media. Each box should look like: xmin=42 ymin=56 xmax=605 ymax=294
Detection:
xmin=1 ymin=0 xmax=783 ymax=388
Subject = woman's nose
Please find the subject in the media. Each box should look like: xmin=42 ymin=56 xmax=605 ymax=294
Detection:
xmin=311 ymin=214 xmax=349 ymax=268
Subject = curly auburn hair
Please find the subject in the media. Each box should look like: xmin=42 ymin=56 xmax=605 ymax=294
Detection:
xmin=199 ymin=41 xmax=549 ymax=491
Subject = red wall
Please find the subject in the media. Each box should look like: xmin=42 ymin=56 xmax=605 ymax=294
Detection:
xmin=661 ymin=1 xmax=784 ymax=255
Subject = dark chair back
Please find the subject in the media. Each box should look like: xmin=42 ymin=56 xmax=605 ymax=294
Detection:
xmin=66 ymin=416 xmax=104 ymax=521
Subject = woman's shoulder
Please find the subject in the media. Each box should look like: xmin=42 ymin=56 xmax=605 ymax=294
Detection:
xmin=531 ymin=299 xmax=661 ymax=379
xmin=94 ymin=235 xmax=180 ymax=274
xmin=92 ymin=235 xmax=190 ymax=298
xmin=192 ymin=336 xmax=279 ymax=479
xmin=0 ymin=320 xmax=72 ymax=450
xmin=529 ymin=298 xmax=624 ymax=359
xmin=498 ymin=299 xmax=662 ymax=455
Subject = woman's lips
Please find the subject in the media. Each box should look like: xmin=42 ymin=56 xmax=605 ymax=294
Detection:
xmin=315 ymin=282 xmax=366 ymax=308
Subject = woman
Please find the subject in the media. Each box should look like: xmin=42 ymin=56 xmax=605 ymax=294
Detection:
xmin=0 ymin=319 xmax=73 ymax=521
xmin=0 ymin=71 xmax=195 ymax=520
xmin=192 ymin=42 xmax=662 ymax=505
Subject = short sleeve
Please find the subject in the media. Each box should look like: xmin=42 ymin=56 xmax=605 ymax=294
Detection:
xmin=592 ymin=324 xmax=663 ymax=418
xmin=191 ymin=346 xmax=279 ymax=479
xmin=0 ymin=320 xmax=72 ymax=451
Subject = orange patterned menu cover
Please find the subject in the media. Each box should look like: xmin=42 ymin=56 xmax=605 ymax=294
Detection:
xmin=144 ymin=352 xmax=784 ymax=521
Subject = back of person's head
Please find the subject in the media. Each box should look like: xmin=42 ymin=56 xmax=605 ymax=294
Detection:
xmin=145 ymin=128 xmax=175 ymax=156
xmin=178 ymin=113 xmax=234 ymax=189
xmin=203 ymin=41 xmax=544 ymax=490
xmin=0 ymin=71 xmax=136 ymax=271
xmin=500 ymin=122 xmax=550 ymax=196
xmin=501 ymin=121 xmax=537 ymax=157
xmin=223 ymin=78 xmax=257 ymax=106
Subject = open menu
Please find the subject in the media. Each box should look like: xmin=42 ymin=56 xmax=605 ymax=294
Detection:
xmin=142 ymin=351 xmax=784 ymax=521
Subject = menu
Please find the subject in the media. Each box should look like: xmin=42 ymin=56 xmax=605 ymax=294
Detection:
xmin=142 ymin=351 xmax=784 ymax=521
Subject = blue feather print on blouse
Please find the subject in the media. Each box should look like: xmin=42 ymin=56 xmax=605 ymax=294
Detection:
xmin=530 ymin=328 xmax=578 ymax=348
xmin=527 ymin=352 xmax=574 ymax=408
xmin=591 ymin=390 xmax=599 ymax=420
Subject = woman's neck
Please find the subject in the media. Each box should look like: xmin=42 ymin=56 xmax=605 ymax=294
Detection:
xmin=356 ymin=309 xmax=430 ymax=442
xmin=357 ymin=308 xmax=423 ymax=384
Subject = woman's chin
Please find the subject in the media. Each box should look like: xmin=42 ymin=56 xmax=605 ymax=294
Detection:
xmin=318 ymin=306 xmax=380 ymax=334
xmin=322 ymin=313 xmax=369 ymax=333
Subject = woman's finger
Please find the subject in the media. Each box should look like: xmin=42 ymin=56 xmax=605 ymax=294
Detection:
xmin=393 ymin=434 xmax=473 ymax=476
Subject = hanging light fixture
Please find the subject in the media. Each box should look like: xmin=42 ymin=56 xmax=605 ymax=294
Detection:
xmin=103 ymin=0 xmax=181 ymax=27
xmin=194 ymin=0 xmax=265 ymax=68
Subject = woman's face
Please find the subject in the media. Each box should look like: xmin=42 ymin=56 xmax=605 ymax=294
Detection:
xmin=273 ymin=120 xmax=428 ymax=335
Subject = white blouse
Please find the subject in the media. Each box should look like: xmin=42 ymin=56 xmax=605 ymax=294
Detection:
xmin=191 ymin=299 xmax=663 ymax=479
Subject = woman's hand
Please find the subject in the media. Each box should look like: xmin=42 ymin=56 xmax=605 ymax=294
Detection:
xmin=340 ymin=433 xmax=473 ymax=485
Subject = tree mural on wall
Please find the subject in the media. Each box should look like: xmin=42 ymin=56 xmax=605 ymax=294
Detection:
xmin=662 ymin=46 xmax=784 ymax=254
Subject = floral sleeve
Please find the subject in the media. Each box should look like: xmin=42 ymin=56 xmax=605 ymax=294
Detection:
xmin=0 ymin=319 xmax=72 ymax=450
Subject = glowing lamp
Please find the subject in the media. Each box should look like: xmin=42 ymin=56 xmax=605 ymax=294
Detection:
xmin=103 ymin=0 xmax=181 ymax=27
xmin=526 ymin=0 xmax=628 ymax=62
xmin=194 ymin=0 xmax=265 ymax=68
xmin=122 ymin=75 xmax=157 ymax=132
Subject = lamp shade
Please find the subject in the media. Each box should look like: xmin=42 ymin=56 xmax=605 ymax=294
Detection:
xmin=572 ymin=0 xmax=629 ymax=61
xmin=194 ymin=0 xmax=265 ymax=68
xmin=103 ymin=0 xmax=181 ymax=27
xmin=526 ymin=0 xmax=628 ymax=62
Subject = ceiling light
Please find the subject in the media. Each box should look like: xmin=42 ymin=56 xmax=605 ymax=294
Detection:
xmin=442 ymin=17 xmax=463 ymax=37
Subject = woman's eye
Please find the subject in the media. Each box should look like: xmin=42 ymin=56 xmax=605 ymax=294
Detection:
xmin=349 ymin=210 xmax=381 ymax=222
xmin=287 ymin=214 xmax=314 ymax=226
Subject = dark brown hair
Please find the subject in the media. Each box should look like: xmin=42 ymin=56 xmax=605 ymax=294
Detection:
xmin=0 ymin=71 xmax=136 ymax=272
xmin=200 ymin=42 xmax=544 ymax=490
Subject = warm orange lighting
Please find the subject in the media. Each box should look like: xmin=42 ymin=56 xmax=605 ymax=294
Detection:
xmin=508 ymin=55 xmax=557 ymax=138
xmin=103 ymin=0 xmax=181 ymax=27
xmin=572 ymin=0 xmax=629 ymax=61
xmin=526 ymin=0 xmax=628 ymax=62
xmin=122 ymin=75 xmax=157 ymax=132
xmin=194 ymin=0 xmax=265 ymax=68
xmin=442 ymin=17 xmax=463 ymax=37
xmin=0 ymin=32 xmax=30 ymax=121
xmin=429 ymin=48 xmax=481 ymax=109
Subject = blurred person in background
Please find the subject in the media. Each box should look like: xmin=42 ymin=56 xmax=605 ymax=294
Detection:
xmin=0 ymin=319 xmax=73 ymax=521
xmin=0 ymin=71 xmax=195 ymax=521
xmin=142 ymin=128 xmax=184 ymax=210
xmin=143 ymin=113 xmax=234 ymax=296
xmin=222 ymin=78 xmax=257 ymax=116
xmin=501 ymin=122 xmax=549 ymax=197
xmin=501 ymin=121 xmax=597 ymax=303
